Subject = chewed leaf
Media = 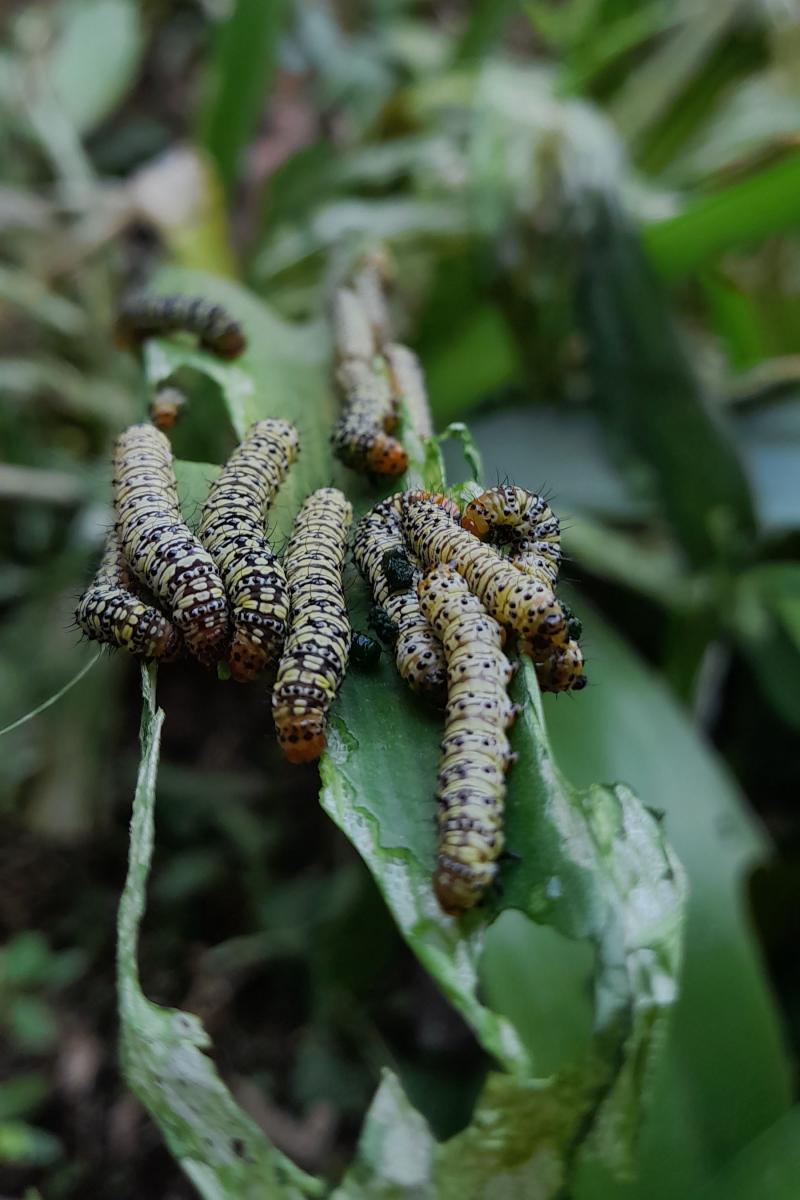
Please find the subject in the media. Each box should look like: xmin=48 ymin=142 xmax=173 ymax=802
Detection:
xmin=117 ymin=665 xmax=322 ymax=1200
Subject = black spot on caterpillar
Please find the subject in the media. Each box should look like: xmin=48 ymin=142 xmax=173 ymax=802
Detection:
xmin=113 ymin=423 xmax=229 ymax=665
xmin=417 ymin=564 xmax=516 ymax=915
xmin=199 ymin=419 xmax=299 ymax=682
xmin=75 ymin=530 xmax=181 ymax=660
xmin=116 ymin=293 xmax=246 ymax=359
xmin=272 ymin=488 xmax=352 ymax=762
xmin=332 ymin=357 xmax=408 ymax=478
xmin=401 ymin=490 xmax=568 ymax=648
xmin=350 ymin=630 xmax=382 ymax=668
xmin=148 ymin=386 xmax=186 ymax=431
xmin=353 ymin=495 xmax=450 ymax=703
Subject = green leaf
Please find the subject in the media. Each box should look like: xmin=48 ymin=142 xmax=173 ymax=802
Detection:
xmin=117 ymin=665 xmax=322 ymax=1200
xmin=545 ymin=597 xmax=792 ymax=1196
xmin=49 ymin=0 xmax=144 ymax=135
xmin=199 ymin=0 xmax=291 ymax=191
xmin=734 ymin=563 xmax=800 ymax=728
xmin=578 ymin=200 xmax=757 ymax=568
xmin=644 ymin=152 xmax=800 ymax=280
xmin=697 ymin=1107 xmax=800 ymax=1200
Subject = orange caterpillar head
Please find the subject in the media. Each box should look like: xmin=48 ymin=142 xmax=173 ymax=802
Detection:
xmin=276 ymin=715 xmax=327 ymax=764
xmin=366 ymin=434 xmax=408 ymax=477
xmin=461 ymin=504 xmax=490 ymax=539
xmin=228 ymin=630 xmax=278 ymax=683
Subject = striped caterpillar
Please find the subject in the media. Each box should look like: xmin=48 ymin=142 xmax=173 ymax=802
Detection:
xmin=462 ymin=486 xmax=585 ymax=692
xmin=199 ymin=419 xmax=299 ymax=682
xmin=353 ymin=495 xmax=458 ymax=704
xmin=383 ymin=342 xmax=434 ymax=440
xmin=116 ymin=293 xmax=246 ymax=359
xmin=113 ymin=424 xmax=229 ymax=665
xmin=332 ymin=356 xmax=408 ymax=478
xmin=75 ymin=530 xmax=181 ymax=660
xmin=272 ymin=488 xmax=352 ymax=763
xmin=401 ymin=491 xmax=569 ymax=648
xmin=417 ymin=564 xmax=516 ymax=914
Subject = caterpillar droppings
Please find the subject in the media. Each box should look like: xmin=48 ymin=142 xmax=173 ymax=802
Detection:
xmin=116 ymin=292 xmax=246 ymax=359
xmin=272 ymin=488 xmax=352 ymax=763
xmin=367 ymin=605 xmax=399 ymax=647
xmin=350 ymin=630 xmax=382 ymax=668
xmin=417 ymin=564 xmax=516 ymax=915
xmin=75 ymin=530 xmax=181 ymax=660
xmin=199 ymin=419 xmax=299 ymax=682
xmin=113 ymin=423 xmax=229 ymax=665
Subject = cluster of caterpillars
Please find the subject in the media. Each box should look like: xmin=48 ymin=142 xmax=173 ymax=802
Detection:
xmin=354 ymin=486 xmax=586 ymax=914
xmin=77 ymin=284 xmax=588 ymax=918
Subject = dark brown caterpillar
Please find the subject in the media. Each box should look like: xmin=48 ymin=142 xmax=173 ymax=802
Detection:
xmin=332 ymin=357 xmax=408 ymax=477
xmin=417 ymin=564 xmax=516 ymax=915
xmin=272 ymin=489 xmax=352 ymax=763
xmin=113 ymin=423 xmax=229 ymax=665
xmin=116 ymin=293 xmax=246 ymax=359
xmin=353 ymin=495 xmax=452 ymax=703
xmin=401 ymin=491 xmax=568 ymax=648
xmin=148 ymin=386 xmax=186 ymax=431
xmin=75 ymin=530 xmax=181 ymax=660
xmin=199 ymin=419 xmax=299 ymax=682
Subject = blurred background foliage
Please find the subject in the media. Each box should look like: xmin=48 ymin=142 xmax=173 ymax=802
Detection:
xmin=0 ymin=0 xmax=799 ymax=1196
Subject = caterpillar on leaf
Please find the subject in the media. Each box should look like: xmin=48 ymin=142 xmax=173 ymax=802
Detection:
xmin=272 ymin=489 xmax=352 ymax=763
xmin=75 ymin=530 xmax=181 ymax=661
xmin=199 ymin=419 xmax=299 ymax=682
xmin=113 ymin=423 xmax=229 ymax=665
xmin=417 ymin=564 xmax=516 ymax=915
xmin=116 ymin=292 xmax=246 ymax=359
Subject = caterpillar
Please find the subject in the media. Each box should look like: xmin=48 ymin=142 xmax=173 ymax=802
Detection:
xmin=332 ymin=357 xmax=408 ymax=477
xmin=332 ymin=286 xmax=376 ymax=363
xmin=148 ymin=386 xmax=186 ymax=431
xmin=350 ymin=253 xmax=393 ymax=347
xmin=272 ymin=488 xmax=352 ymax=763
xmin=367 ymin=604 xmax=399 ymax=647
xmin=461 ymin=485 xmax=561 ymax=588
xmin=116 ymin=293 xmax=246 ymax=359
xmin=402 ymin=491 xmax=568 ymax=648
xmin=199 ymin=419 xmax=299 ymax=682
xmin=75 ymin=530 xmax=182 ymax=660
xmin=417 ymin=564 xmax=516 ymax=915
xmin=113 ymin=423 xmax=229 ymax=665
xmin=461 ymin=487 xmax=587 ymax=691
xmin=350 ymin=630 xmax=382 ymax=668
xmin=383 ymin=343 xmax=434 ymax=440
xmin=353 ymin=496 xmax=451 ymax=703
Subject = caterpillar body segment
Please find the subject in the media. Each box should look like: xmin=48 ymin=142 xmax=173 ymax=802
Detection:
xmin=401 ymin=492 xmax=568 ymax=647
xmin=331 ymin=286 xmax=376 ymax=363
xmin=332 ymin=358 xmax=408 ymax=477
xmin=461 ymin=485 xmax=561 ymax=588
xmin=353 ymin=498 xmax=447 ymax=703
xmin=199 ymin=419 xmax=299 ymax=682
xmin=116 ymin=293 xmax=246 ymax=359
xmin=417 ymin=565 xmax=515 ymax=915
xmin=113 ymin=423 xmax=229 ymax=665
xmin=75 ymin=531 xmax=181 ymax=660
xmin=272 ymin=489 xmax=352 ymax=763
xmin=383 ymin=343 xmax=434 ymax=440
